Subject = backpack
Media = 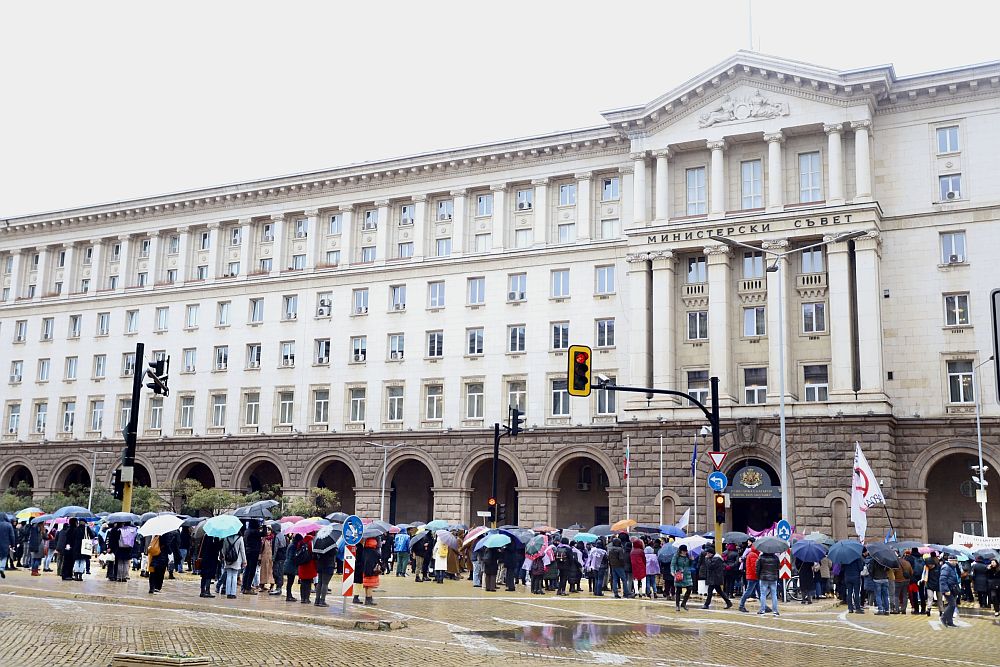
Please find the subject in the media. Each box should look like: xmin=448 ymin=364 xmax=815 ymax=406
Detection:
xmin=293 ymin=541 xmax=312 ymax=566
xmin=224 ymin=538 xmax=238 ymax=564
xmin=555 ymin=545 xmax=570 ymax=562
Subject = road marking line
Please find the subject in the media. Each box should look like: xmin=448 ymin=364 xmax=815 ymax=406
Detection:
xmin=450 ymin=631 xmax=503 ymax=655
xmin=587 ymin=651 xmax=631 ymax=664
xmin=491 ymin=617 xmax=564 ymax=628
xmin=506 ymin=599 xmax=639 ymax=623
xmin=658 ymin=615 xmax=816 ymax=635
xmin=953 ymin=618 xmax=972 ymax=628
xmin=835 ymin=610 xmax=889 ymax=635
xmin=929 ymin=620 xmax=943 ymax=631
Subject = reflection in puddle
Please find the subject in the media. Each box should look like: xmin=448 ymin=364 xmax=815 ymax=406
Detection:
xmin=471 ymin=620 xmax=700 ymax=651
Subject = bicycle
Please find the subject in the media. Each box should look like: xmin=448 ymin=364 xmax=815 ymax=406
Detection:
xmin=785 ymin=575 xmax=802 ymax=602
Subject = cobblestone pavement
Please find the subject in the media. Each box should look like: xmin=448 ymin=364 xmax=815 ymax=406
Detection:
xmin=1 ymin=568 xmax=998 ymax=666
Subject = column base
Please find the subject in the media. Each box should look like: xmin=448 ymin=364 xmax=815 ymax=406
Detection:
xmin=765 ymin=205 xmax=784 ymax=213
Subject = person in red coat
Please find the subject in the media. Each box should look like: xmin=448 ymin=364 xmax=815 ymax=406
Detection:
xmin=296 ymin=532 xmax=318 ymax=604
xmin=630 ymin=538 xmax=647 ymax=595
xmin=738 ymin=544 xmax=761 ymax=612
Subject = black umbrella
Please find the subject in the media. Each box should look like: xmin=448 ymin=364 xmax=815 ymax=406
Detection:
xmin=233 ymin=504 xmax=273 ymax=520
xmin=362 ymin=525 xmax=386 ymax=539
xmin=755 ymin=537 xmax=790 ymax=554
xmin=633 ymin=524 xmax=661 ymax=534
xmin=866 ymin=543 xmax=901 ymax=568
xmin=180 ymin=517 xmax=205 ymax=529
xmin=588 ymin=524 xmax=613 ymax=537
xmin=326 ymin=512 xmax=349 ymax=523
xmin=312 ymin=524 xmax=341 ymax=554
xmin=723 ymin=531 xmax=751 ymax=544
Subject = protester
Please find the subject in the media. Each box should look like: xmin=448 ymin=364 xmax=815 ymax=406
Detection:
xmin=241 ymin=520 xmax=262 ymax=595
xmin=58 ymin=518 xmax=86 ymax=582
xmin=893 ymin=555 xmax=913 ymax=614
xmin=222 ymin=531 xmax=246 ymax=599
xmin=198 ymin=536 xmax=220 ymax=598
xmin=925 ymin=553 xmax=941 ymax=616
xmin=314 ymin=541 xmax=337 ymax=607
xmin=586 ymin=540 xmax=608 ymax=596
xmin=907 ymin=547 xmax=926 ymax=615
xmin=722 ymin=543 xmax=740 ymax=597
xmin=702 ymin=549 xmax=732 ymax=609
xmin=738 ymin=543 xmax=760 ymax=613
xmin=987 ymin=558 xmax=1000 ymax=617
xmin=177 ymin=526 xmax=191 ymax=574
xmin=971 ymin=556 xmax=990 ymax=608
xmin=670 ymin=544 xmax=693 ymax=611
xmin=259 ymin=526 xmax=275 ymax=594
xmin=27 ymin=520 xmax=43 ymax=576
xmin=393 ymin=529 xmax=411 ymax=577
xmin=147 ymin=534 xmax=168 ymax=594
xmin=283 ymin=534 xmax=301 ymax=601
xmin=360 ymin=537 xmax=381 ymax=606
xmin=608 ymin=537 xmax=628 ymax=599
xmin=870 ymin=556 xmax=890 ymax=615
xmin=842 ymin=554 xmax=864 ymax=613
xmin=0 ymin=515 xmax=14 ymax=579
xmin=295 ymin=531 xmax=317 ymax=604
xmin=757 ymin=549 xmax=780 ymax=616
xmin=483 ymin=546 xmax=500 ymax=592
xmin=939 ymin=555 xmax=961 ymax=627
xmin=270 ymin=528 xmax=288 ymax=596
xmin=528 ymin=549 xmax=546 ymax=594
xmin=797 ymin=556 xmax=815 ymax=604
xmin=818 ymin=554 xmax=832 ymax=598
xmin=644 ymin=546 xmax=659 ymax=599
xmin=503 ymin=542 xmax=519 ymax=592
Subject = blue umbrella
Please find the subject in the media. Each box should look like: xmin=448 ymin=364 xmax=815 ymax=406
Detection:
xmin=30 ymin=514 xmax=55 ymax=525
xmin=657 ymin=543 xmax=678 ymax=563
xmin=574 ymin=532 xmax=599 ymax=543
xmin=828 ymin=539 xmax=864 ymax=564
xmin=424 ymin=519 xmax=450 ymax=531
xmin=53 ymin=505 xmax=90 ymax=518
xmin=203 ymin=514 xmax=242 ymax=538
xmin=791 ymin=539 xmax=827 ymax=563
xmin=482 ymin=533 xmax=512 ymax=548
xmin=660 ymin=525 xmax=685 ymax=538
xmin=105 ymin=512 xmax=141 ymax=525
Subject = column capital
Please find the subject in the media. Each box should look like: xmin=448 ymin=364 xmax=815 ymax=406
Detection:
xmin=449 ymin=189 xmax=467 ymax=198
xmin=270 ymin=213 xmax=285 ymax=222
xmin=850 ymin=119 xmax=873 ymax=132
xmin=489 ymin=183 xmax=507 ymax=192
xmin=33 ymin=244 xmax=50 ymax=252
xmin=625 ymin=252 xmax=653 ymax=264
xmin=338 ymin=204 xmax=354 ymax=213
xmin=853 ymin=229 xmax=881 ymax=252
xmin=8 ymin=248 xmax=22 ymax=256
xmin=117 ymin=233 xmax=132 ymax=241
xmin=238 ymin=217 xmax=254 ymax=225
xmin=61 ymin=241 xmax=77 ymax=248
xmin=823 ymin=233 xmax=850 ymax=250
xmin=703 ymin=243 xmax=732 ymax=259
xmin=706 ymin=140 xmax=727 ymax=152
xmin=373 ymin=199 xmax=390 ymax=207
xmin=411 ymin=193 xmax=428 ymax=202
xmin=630 ymin=151 xmax=648 ymax=162
xmin=573 ymin=171 xmax=593 ymax=181
xmin=206 ymin=222 xmax=220 ymax=230
xmin=617 ymin=165 xmax=634 ymax=175
xmin=147 ymin=230 xmax=160 ymax=238
xmin=652 ymin=148 xmax=671 ymax=159
xmin=650 ymin=250 xmax=676 ymax=267
xmin=530 ymin=178 xmax=549 ymax=186
xmin=761 ymin=238 xmax=789 ymax=251
xmin=304 ymin=208 xmax=320 ymax=217
xmin=823 ymin=123 xmax=843 ymax=135
xmin=763 ymin=131 xmax=785 ymax=144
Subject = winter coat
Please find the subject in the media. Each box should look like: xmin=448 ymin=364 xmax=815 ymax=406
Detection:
xmin=938 ymin=562 xmax=960 ymax=593
xmin=670 ymin=552 xmax=693 ymax=587
xmin=621 ymin=540 xmax=633 ymax=573
xmin=585 ymin=546 xmax=608 ymax=573
xmin=797 ymin=559 xmax=815 ymax=588
xmin=223 ymin=535 xmax=246 ymax=570
xmin=744 ymin=548 xmax=760 ymax=580
xmin=971 ymin=561 xmax=990 ymax=591
xmin=0 ymin=517 xmax=18 ymax=554
xmin=926 ymin=558 xmax=941 ymax=591
xmin=607 ymin=542 xmax=626 ymax=569
xmin=199 ymin=536 xmax=221 ymax=572
xmin=630 ymin=546 xmax=647 ymax=580
xmin=644 ymin=548 xmax=660 ymax=576
xmin=819 ymin=556 xmax=832 ymax=579
xmin=723 ymin=547 xmax=739 ymax=574
xmin=296 ymin=534 xmax=318 ymax=580
xmin=869 ymin=560 xmax=889 ymax=581
xmin=704 ymin=554 xmax=725 ymax=586
xmin=28 ymin=523 xmax=42 ymax=555
xmin=697 ymin=552 xmax=713 ymax=580
xmin=898 ymin=558 xmax=913 ymax=582
xmin=283 ymin=538 xmax=300 ymax=576
xmin=393 ymin=533 xmax=410 ymax=552
xmin=361 ymin=546 xmax=381 ymax=577
xmin=316 ymin=549 xmax=338 ymax=576
xmin=243 ymin=526 xmax=262 ymax=555
xmin=757 ymin=553 xmax=780 ymax=582
xmin=841 ymin=557 xmax=863 ymax=584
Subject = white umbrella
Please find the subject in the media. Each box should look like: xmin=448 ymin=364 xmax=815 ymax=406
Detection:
xmin=674 ymin=535 xmax=710 ymax=550
xmin=138 ymin=514 xmax=184 ymax=537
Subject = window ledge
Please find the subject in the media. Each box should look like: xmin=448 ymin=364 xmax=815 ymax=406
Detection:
xmin=464 ymin=355 xmax=484 ymax=360
xmin=546 ymin=417 xmax=571 ymax=426
xmin=937 ymin=262 xmax=969 ymax=270
xmin=943 ymin=325 xmax=972 ymax=332
xmin=308 ymin=424 xmax=329 ymax=433
xmin=550 ymin=297 xmax=570 ymax=303
xmin=507 ymin=352 xmax=526 ymax=358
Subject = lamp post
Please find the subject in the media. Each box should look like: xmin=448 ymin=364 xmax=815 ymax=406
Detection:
xmin=710 ymin=230 xmax=866 ymax=521
xmin=973 ymin=355 xmax=994 ymax=537
xmin=80 ymin=448 xmax=113 ymax=512
xmin=365 ymin=441 xmax=402 ymax=522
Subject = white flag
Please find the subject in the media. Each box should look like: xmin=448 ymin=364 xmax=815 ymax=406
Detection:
xmin=851 ymin=442 xmax=885 ymax=542
xmin=675 ymin=508 xmax=690 ymax=531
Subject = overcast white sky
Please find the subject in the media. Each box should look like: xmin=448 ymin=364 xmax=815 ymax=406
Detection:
xmin=2 ymin=0 xmax=998 ymax=218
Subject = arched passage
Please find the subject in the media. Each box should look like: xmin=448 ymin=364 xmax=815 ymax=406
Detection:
xmin=313 ymin=460 xmax=357 ymax=514
xmin=925 ymin=452 xmax=1000 ymax=543
xmin=110 ymin=462 xmax=152 ymax=489
xmin=468 ymin=459 xmax=518 ymax=526
xmin=240 ymin=460 xmax=284 ymax=495
xmin=388 ymin=459 xmax=434 ymax=525
xmin=554 ymin=457 xmax=612 ymax=528
xmin=55 ymin=463 xmax=91 ymax=492
xmin=725 ymin=458 xmax=782 ymax=533
xmin=177 ymin=461 xmax=219 ymax=489
xmin=1 ymin=463 xmax=35 ymax=490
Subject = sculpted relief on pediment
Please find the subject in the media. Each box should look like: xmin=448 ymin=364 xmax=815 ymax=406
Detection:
xmin=698 ymin=89 xmax=789 ymax=128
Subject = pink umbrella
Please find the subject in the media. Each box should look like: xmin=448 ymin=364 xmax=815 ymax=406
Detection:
xmin=283 ymin=520 xmax=323 ymax=536
xmin=462 ymin=525 xmax=489 ymax=547
xmin=388 ymin=526 xmax=401 ymax=534
xmin=279 ymin=516 xmax=304 ymax=524
xmin=918 ymin=546 xmax=935 ymax=554
xmin=361 ymin=518 xmax=373 ymax=525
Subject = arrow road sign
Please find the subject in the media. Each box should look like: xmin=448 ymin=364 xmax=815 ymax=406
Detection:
xmin=343 ymin=514 xmax=364 ymax=546
xmin=708 ymin=451 xmax=728 ymax=471
xmin=707 ymin=471 xmax=729 ymax=492
xmin=776 ymin=519 xmax=792 ymax=541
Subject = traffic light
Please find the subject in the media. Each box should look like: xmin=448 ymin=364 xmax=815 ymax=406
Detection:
xmin=567 ymin=344 xmax=592 ymax=397
xmin=714 ymin=492 xmax=726 ymax=524
xmin=497 ymin=503 xmax=507 ymax=524
xmin=487 ymin=497 xmax=496 ymax=508
xmin=510 ymin=406 xmax=525 ymax=437
xmin=146 ymin=356 xmax=170 ymax=397
xmin=112 ymin=468 xmax=123 ymax=500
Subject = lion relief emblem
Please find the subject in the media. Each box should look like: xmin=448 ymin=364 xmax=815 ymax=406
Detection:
xmin=739 ymin=468 xmax=764 ymax=489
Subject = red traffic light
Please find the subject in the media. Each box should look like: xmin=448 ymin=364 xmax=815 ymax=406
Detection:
xmin=575 ymin=351 xmax=589 ymax=364
xmin=488 ymin=497 xmax=496 ymax=506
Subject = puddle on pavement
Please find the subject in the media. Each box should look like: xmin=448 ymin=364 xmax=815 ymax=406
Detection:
xmin=469 ymin=620 xmax=700 ymax=651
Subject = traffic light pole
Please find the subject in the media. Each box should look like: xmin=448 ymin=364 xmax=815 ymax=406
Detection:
xmin=121 ymin=342 xmax=144 ymax=513
xmin=491 ymin=422 xmax=501 ymax=529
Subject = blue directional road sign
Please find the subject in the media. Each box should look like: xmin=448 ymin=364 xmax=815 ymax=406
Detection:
xmin=343 ymin=514 xmax=364 ymax=546
xmin=776 ymin=519 xmax=792 ymax=541
xmin=707 ymin=471 xmax=729 ymax=492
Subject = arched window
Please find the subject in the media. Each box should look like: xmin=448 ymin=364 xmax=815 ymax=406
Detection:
xmin=578 ymin=465 xmax=592 ymax=486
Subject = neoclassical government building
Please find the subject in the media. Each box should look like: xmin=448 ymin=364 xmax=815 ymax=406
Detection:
xmin=2 ymin=52 xmax=998 ymax=544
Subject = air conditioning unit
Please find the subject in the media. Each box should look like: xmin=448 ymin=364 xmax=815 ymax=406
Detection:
xmin=14 ymin=336 xmax=24 ymax=343
xmin=946 ymin=190 xmax=959 ymax=200
xmin=390 ymin=352 xmax=399 ymax=360
xmin=316 ymin=307 xmax=329 ymax=317
xmin=517 ymin=202 xmax=532 ymax=210
xmin=282 ymin=358 xmax=294 ymax=367
xmin=247 ymin=361 xmax=260 ymax=369
xmin=362 ymin=221 xmax=377 ymax=231
xmin=217 ymin=363 xmax=227 ymax=371
xmin=9 ymin=375 xmax=21 ymax=383
xmin=317 ymin=356 xmax=329 ymax=365
xmin=353 ymin=353 xmax=366 ymax=362
xmin=400 ymin=219 xmax=413 ymax=226
xmin=295 ymin=231 xmax=307 ymax=238
xmin=393 ymin=303 xmax=406 ymax=311
xmin=948 ymin=254 xmax=964 ymax=264
xmin=577 ymin=482 xmax=590 ymax=491
xmin=7 ymin=427 xmax=16 ymax=434
xmin=438 ymin=214 xmax=453 ymax=221
xmin=319 ymin=299 xmax=331 ymax=307
xmin=355 ymin=306 xmax=368 ymax=314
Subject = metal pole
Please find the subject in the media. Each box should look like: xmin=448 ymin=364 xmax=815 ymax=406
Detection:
xmin=380 ymin=447 xmax=387 ymax=522
xmin=121 ymin=342 xmax=144 ymax=513
xmin=974 ymin=358 xmax=992 ymax=537
xmin=693 ymin=432 xmax=698 ymax=534
xmin=87 ymin=450 xmax=97 ymax=512
xmin=491 ymin=423 xmax=500 ymax=529
xmin=659 ymin=435 xmax=663 ymax=527
xmin=626 ymin=435 xmax=631 ymax=521
xmin=777 ymin=261 xmax=789 ymax=521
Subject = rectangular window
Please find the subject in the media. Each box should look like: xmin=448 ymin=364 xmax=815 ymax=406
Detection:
xmin=165 ymin=270 xmax=176 ymax=284
xmin=199 ymin=231 xmax=210 ymax=250
xmin=41 ymin=317 xmax=54 ymax=340
xmin=122 ymin=352 xmax=136 ymax=377
xmin=217 ymin=301 xmax=230 ymax=326
xmin=37 ymin=358 xmax=50 ymax=382
xmin=120 ymin=310 xmax=137 ymax=334
xmin=390 ymin=285 xmax=407 ymax=310
xmin=325 ymin=250 xmax=340 ymax=266
xmin=258 ymin=258 xmax=272 ymax=273
xmin=937 ymin=125 xmax=960 ymax=153
xmin=687 ymin=257 xmax=707 ymax=283
xmin=425 ymin=384 xmax=443 ymax=420
xmin=388 ymin=333 xmax=405 ymax=360
xmin=552 ymin=322 xmax=569 ymax=350
xmin=508 ymin=325 xmax=526 ymax=353
xmin=110 ymin=243 xmax=121 ymax=262
xmin=551 ymin=269 xmax=570 ymax=298
xmin=595 ymin=266 xmax=615 ymax=295
xmin=107 ymin=275 xmax=118 ymax=291
xmin=6 ymin=403 xmax=20 ymax=434
xmin=476 ymin=193 xmax=493 ymax=216
xmin=353 ymin=288 xmax=369 ymax=314
xmin=9 ymin=360 xmax=22 ymax=384
xmin=14 ymin=320 xmax=27 ymax=343
xmin=83 ymin=246 xmax=94 ymax=265
xmin=557 ymin=222 xmax=576 ymax=244
xmin=185 ymin=304 xmax=199 ymax=328
xmin=34 ymin=402 xmax=48 ymax=433
xmin=313 ymin=390 xmax=330 ymax=424
xmin=80 ymin=278 xmax=91 ymax=292
xmin=597 ymin=375 xmax=617 ymax=414
xmin=507 ymin=381 xmax=526 ymax=413
xmin=64 ymin=356 xmax=77 ymax=381
xmin=516 ymin=188 xmax=533 ymax=210
xmin=351 ymin=336 xmax=367 ymax=363
xmin=466 ymin=328 xmax=484 ymax=356
xmin=596 ymin=318 xmax=615 ymax=348
xmin=149 ymin=397 xmax=163 ymax=430
xmin=386 ymin=386 xmax=404 ymax=421
xmin=315 ymin=338 xmax=331 ymax=365
xmin=136 ymin=272 xmax=147 ymax=287
xmin=940 ymin=231 xmax=966 ymax=263
xmin=741 ymin=159 xmax=763 ymax=209
xmin=398 ymin=242 xmax=414 ymax=258
xmin=601 ymin=177 xmax=620 ymax=201
xmin=167 ymin=235 xmax=180 ymax=254
xmin=212 ymin=394 xmax=227 ymax=428
xmin=249 ymin=298 xmax=264 ymax=323
xmin=514 ymin=228 xmax=532 ymax=247
xmin=93 ymin=355 xmax=106 ymax=379
xmin=474 ymin=233 xmax=491 ymax=253
xmin=282 ymin=295 xmax=298 ymax=319
xmin=57 ymin=249 xmax=67 ymax=266
xmin=294 ymin=218 xmax=308 ymax=238
xmin=801 ymin=247 xmax=824 ymax=273
xmin=244 ymin=392 xmax=260 ymax=427
xmin=280 ymin=341 xmax=295 ymax=367
xmin=195 ymin=265 xmax=208 ymax=280
xmin=947 ymin=360 xmax=975 ymax=403
xmin=426 ymin=331 xmax=444 ymax=358
xmin=399 ymin=205 xmax=413 ymax=225
xmin=551 ymin=379 xmax=570 ymax=416
xmin=116 ymin=398 xmax=130 ymax=432
xmin=363 ymin=209 xmax=378 ymax=230
xmin=466 ymin=383 xmax=484 ymax=419
xmin=246 ymin=343 xmax=262 ymax=369
xmin=799 ymin=152 xmax=822 ymax=202
xmin=428 ymin=281 xmax=446 ymax=308
xmin=349 ymin=388 xmax=366 ymax=422
xmin=559 ymin=183 xmax=577 ymax=206
xmin=435 ymin=237 xmax=452 ymax=257
xmin=437 ymin=199 xmax=454 ymax=221
xmin=939 ymin=173 xmax=962 ymax=201
xmin=686 ymin=167 xmax=707 ymax=215
xmin=508 ymin=273 xmax=526 ymax=301
xmin=182 ymin=348 xmax=196 ymax=373
xmin=261 ymin=224 xmax=274 ymax=242
xmin=804 ymin=365 xmax=829 ymax=402
xmin=467 ymin=277 xmax=485 ymax=305
xmin=69 ymin=314 xmax=82 ymax=338
xmin=687 ymin=311 xmax=709 ymax=340
xmin=944 ymin=293 xmax=970 ymax=326
xmin=743 ymin=306 xmax=766 ymax=337
xmin=743 ymin=251 xmax=764 ymax=279
xmin=230 ymin=227 xmax=242 ymax=246
xmin=90 ymin=400 xmax=104 ymax=432
xmin=150 ymin=307 xmax=167 ymax=332
xmin=291 ymin=254 xmax=306 ymax=270
xmin=62 ymin=401 xmax=76 ymax=433
xmin=744 ymin=367 xmax=767 ymax=404
xmin=361 ymin=246 xmax=376 ymax=263
xmin=278 ymin=391 xmax=294 ymax=425
xmin=802 ymin=302 xmax=827 ymax=333
xmin=328 ymin=214 xmax=342 ymax=235
xmin=214 ymin=345 xmax=229 ymax=371
xmin=600 ymin=218 xmax=618 ymax=239
xmin=97 ymin=312 xmax=110 ymax=336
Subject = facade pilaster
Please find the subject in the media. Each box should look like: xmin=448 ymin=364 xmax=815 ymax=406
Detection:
xmin=175 ymin=228 xmax=190 ymax=283
xmin=574 ymin=173 xmax=591 ymax=241
xmin=764 ymin=132 xmax=784 ymax=212
xmin=8 ymin=250 xmax=22 ymax=300
xmin=411 ymin=195 xmax=427 ymax=259
xmin=237 ymin=220 xmax=253 ymax=276
xmin=707 ymin=140 xmax=727 ymax=219
xmin=145 ymin=232 xmax=159 ymax=287
xmin=824 ymin=124 xmax=845 ymax=205
xmin=625 ymin=253 xmax=652 ymax=390
xmin=854 ymin=230 xmax=887 ymax=400
xmin=450 ymin=190 xmax=467 ymax=256
xmin=826 ymin=236 xmax=853 ymax=398
xmin=851 ymin=120 xmax=873 ymax=202
xmin=115 ymin=234 xmax=132 ymax=291
xmin=205 ymin=223 xmax=220 ymax=281
xmin=515 ymin=487 xmax=559 ymax=527
xmin=651 ymin=251 xmax=677 ymax=402
xmin=33 ymin=246 xmax=50 ymax=299
xmin=763 ymin=239 xmax=793 ymax=401
xmin=653 ymin=149 xmax=670 ymax=221
xmin=304 ymin=209 xmax=320 ymax=270
xmin=631 ymin=152 xmax=648 ymax=225
xmin=490 ymin=184 xmax=507 ymax=251
xmin=374 ymin=199 xmax=390 ymax=264
xmin=61 ymin=243 xmax=77 ymax=298
xmin=269 ymin=214 xmax=285 ymax=276
xmin=530 ymin=179 xmax=548 ymax=247
xmin=338 ymin=206 xmax=354 ymax=266
xmin=90 ymin=241 xmax=107 ymax=292
xmin=705 ymin=244 xmax=734 ymax=403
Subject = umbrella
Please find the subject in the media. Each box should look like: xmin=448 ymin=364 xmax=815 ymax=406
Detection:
xmin=526 ymin=534 xmax=548 ymax=555
xmin=409 ymin=530 xmax=430 ymax=548
xmin=30 ymin=514 xmax=55 ymax=525
xmin=203 ymin=514 xmax=242 ymax=538
xmin=633 ymin=524 xmax=660 ymax=534
xmin=180 ymin=517 xmax=205 ymax=529
xmin=424 ymin=519 xmax=449 ymax=531
xmin=53 ymin=505 xmax=90 ymax=518
xmin=279 ymin=516 xmax=305 ymax=524
xmin=611 ymin=519 xmax=637 ymax=532
xmin=755 ymin=536 xmax=790 ymax=554
xmin=372 ymin=520 xmax=394 ymax=533
xmin=588 ymin=524 xmax=613 ymax=537
xmin=658 ymin=543 xmax=678 ymax=563
xmin=941 ymin=544 xmax=973 ymax=558
xmin=660 ymin=525 xmax=685 ymax=538
xmin=867 ymin=543 xmax=901 ymax=568
xmin=313 ymin=524 xmax=341 ymax=554
xmin=974 ymin=548 xmax=999 ymax=560
xmin=388 ymin=525 xmax=401 ymax=534
xmin=723 ymin=531 xmax=751 ymax=544
xmin=139 ymin=512 xmax=158 ymax=524
xmin=482 ymin=533 xmax=511 ymax=548
xmin=791 ymin=540 xmax=827 ymax=563
xmin=138 ymin=514 xmax=184 ymax=537
xmin=15 ymin=507 xmax=44 ymax=520
xmin=828 ymin=539 xmax=865 ymax=564
xmin=462 ymin=526 xmax=489 ymax=547
xmin=234 ymin=504 xmax=273 ymax=520
xmin=436 ymin=530 xmax=458 ymax=550
xmin=675 ymin=535 xmax=710 ymax=550
xmin=574 ymin=533 xmax=599 ymax=544
xmin=362 ymin=526 xmax=385 ymax=539
xmin=532 ymin=524 xmax=557 ymax=533
xmin=284 ymin=520 xmax=323 ymax=536
xmin=892 ymin=540 xmax=925 ymax=551
xmin=326 ymin=512 xmax=350 ymax=523
xmin=106 ymin=512 xmax=141 ymax=525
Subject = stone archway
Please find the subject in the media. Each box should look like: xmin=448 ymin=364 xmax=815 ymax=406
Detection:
xmin=109 ymin=462 xmax=153 ymax=489
xmin=467 ymin=459 xmax=519 ymax=527
xmin=924 ymin=452 xmax=1000 ymax=543
xmin=231 ymin=451 xmax=290 ymax=494
xmin=0 ymin=459 xmax=36 ymax=491
xmin=387 ymin=458 xmax=435 ymax=525
xmin=51 ymin=460 xmax=91 ymax=492
xmin=307 ymin=458 xmax=358 ymax=514
xmin=172 ymin=456 xmax=221 ymax=489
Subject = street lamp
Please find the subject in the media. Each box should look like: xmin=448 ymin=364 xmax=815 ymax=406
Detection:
xmin=973 ymin=355 xmax=994 ymax=537
xmin=365 ymin=441 xmax=403 ymax=522
xmin=80 ymin=448 xmax=114 ymax=512
xmin=709 ymin=230 xmax=866 ymax=521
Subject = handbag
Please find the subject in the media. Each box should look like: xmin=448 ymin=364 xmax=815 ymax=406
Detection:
xmin=80 ymin=539 xmax=94 ymax=557
xmin=674 ymin=571 xmax=684 ymax=583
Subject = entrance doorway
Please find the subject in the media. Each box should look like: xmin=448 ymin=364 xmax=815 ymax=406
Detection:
xmin=727 ymin=459 xmax=782 ymax=532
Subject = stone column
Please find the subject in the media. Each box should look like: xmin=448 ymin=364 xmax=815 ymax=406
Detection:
xmin=450 ymin=189 xmax=467 ymax=256
xmin=432 ymin=487 xmax=465 ymax=521
xmin=115 ymin=235 xmax=132 ymax=290
xmin=338 ymin=206 xmax=354 ymax=265
xmin=516 ymin=488 xmax=559 ymax=527
xmin=7 ymin=250 xmax=22 ymax=300
xmin=854 ymin=230 xmax=886 ymax=399
xmin=353 ymin=488 xmax=384 ymax=520
xmin=574 ymin=172 xmax=592 ymax=241
xmin=705 ymin=244 xmax=734 ymax=403
xmin=90 ymin=241 xmax=106 ymax=292
xmin=33 ymin=246 xmax=50 ymax=299
xmin=61 ymin=243 xmax=77 ymax=298
xmin=763 ymin=239 xmax=793 ymax=402
xmin=411 ymin=195 xmax=427 ymax=259
xmin=707 ymin=140 xmax=727 ymax=219
xmin=175 ymin=228 xmax=190 ymax=283
xmin=826 ymin=235 xmax=853 ymax=398
xmin=651 ymin=251 xmax=677 ymax=403
xmin=626 ymin=253 xmax=652 ymax=390
xmin=490 ymin=183 xmax=507 ymax=251
xmin=238 ymin=219 xmax=253 ymax=276
xmin=374 ymin=199 xmax=389 ymax=263
xmin=531 ymin=179 xmax=548 ymax=247
xmin=304 ymin=209 xmax=320 ymax=270
xmin=145 ymin=232 xmax=160 ymax=287
xmin=631 ymin=152 xmax=648 ymax=225
xmin=269 ymin=214 xmax=285 ymax=275
xmin=205 ymin=223 xmax=220 ymax=281
xmin=824 ymin=124 xmax=845 ymax=205
xmin=653 ymin=149 xmax=670 ymax=221
xmin=764 ymin=132 xmax=785 ymax=212
xmin=851 ymin=120 xmax=873 ymax=202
